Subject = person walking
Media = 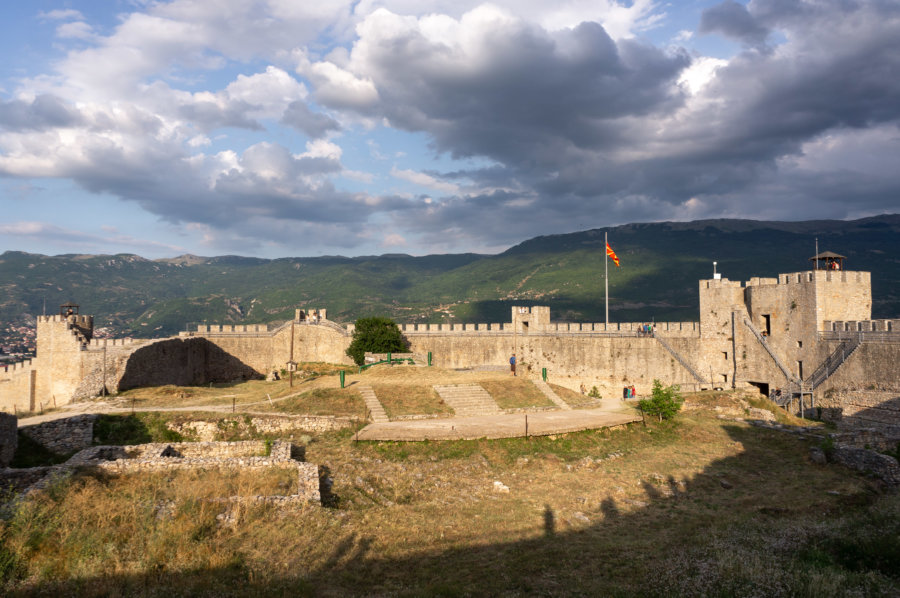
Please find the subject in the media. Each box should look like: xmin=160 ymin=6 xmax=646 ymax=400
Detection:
xmin=509 ymin=353 xmax=517 ymax=376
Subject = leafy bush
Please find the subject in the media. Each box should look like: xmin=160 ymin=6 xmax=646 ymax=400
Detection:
xmin=638 ymin=379 xmax=683 ymax=422
xmin=588 ymin=386 xmax=601 ymax=399
xmin=346 ymin=317 xmax=408 ymax=365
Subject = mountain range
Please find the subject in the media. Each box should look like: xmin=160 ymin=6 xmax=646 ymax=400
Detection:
xmin=1 ymin=215 xmax=898 ymax=347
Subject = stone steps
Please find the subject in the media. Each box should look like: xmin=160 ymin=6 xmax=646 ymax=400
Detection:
xmin=532 ymin=379 xmax=572 ymax=410
xmin=433 ymin=384 xmax=502 ymax=417
xmin=357 ymin=385 xmax=389 ymax=423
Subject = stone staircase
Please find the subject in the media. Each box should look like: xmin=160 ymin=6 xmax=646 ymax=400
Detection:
xmin=357 ymin=385 xmax=389 ymax=423
xmin=651 ymin=331 xmax=708 ymax=384
xmin=742 ymin=318 xmax=801 ymax=385
xmin=806 ymin=335 xmax=862 ymax=390
xmin=433 ymin=384 xmax=502 ymax=417
xmin=532 ymin=379 xmax=572 ymax=410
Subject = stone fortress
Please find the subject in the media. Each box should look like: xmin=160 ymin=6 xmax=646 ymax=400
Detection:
xmin=1 ymin=264 xmax=898 ymax=438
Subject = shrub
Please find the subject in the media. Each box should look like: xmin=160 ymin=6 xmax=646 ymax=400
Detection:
xmin=638 ymin=379 xmax=683 ymax=422
xmin=346 ymin=317 xmax=408 ymax=365
xmin=588 ymin=386 xmax=602 ymax=399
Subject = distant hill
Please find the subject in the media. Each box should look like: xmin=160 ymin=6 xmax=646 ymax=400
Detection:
xmin=1 ymin=215 xmax=898 ymax=344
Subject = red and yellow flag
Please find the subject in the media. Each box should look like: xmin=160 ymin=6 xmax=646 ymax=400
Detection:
xmin=606 ymin=242 xmax=620 ymax=267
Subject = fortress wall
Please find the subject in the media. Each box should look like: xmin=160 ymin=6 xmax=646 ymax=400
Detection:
xmin=0 ymin=361 xmax=36 ymax=414
xmin=193 ymin=324 xmax=270 ymax=333
xmin=730 ymin=312 xmax=798 ymax=389
xmin=744 ymin=274 xmax=819 ymax=381
xmin=824 ymin=319 xmax=900 ymax=332
xmin=399 ymin=321 xmax=700 ymax=337
xmin=195 ymin=322 xmax=353 ymax=374
xmin=813 ymin=341 xmax=900 ymax=437
xmin=113 ymin=338 xmax=261 ymax=391
xmin=406 ymin=333 xmax=703 ymax=395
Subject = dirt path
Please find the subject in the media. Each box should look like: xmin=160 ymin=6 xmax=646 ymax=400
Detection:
xmin=355 ymin=406 xmax=641 ymax=441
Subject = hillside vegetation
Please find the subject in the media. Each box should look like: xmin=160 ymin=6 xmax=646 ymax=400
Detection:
xmin=1 ymin=215 xmax=897 ymax=340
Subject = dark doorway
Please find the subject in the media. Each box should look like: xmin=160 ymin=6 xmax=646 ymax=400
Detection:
xmin=748 ymin=381 xmax=769 ymax=397
xmin=762 ymin=314 xmax=771 ymax=336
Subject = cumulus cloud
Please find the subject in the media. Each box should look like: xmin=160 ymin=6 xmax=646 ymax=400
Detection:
xmin=0 ymin=95 xmax=84 ymax=132
xmin=281 ymin=100 xmax=340 ymax=138
xmin=1 ymin=0 xmax=899 ymax=257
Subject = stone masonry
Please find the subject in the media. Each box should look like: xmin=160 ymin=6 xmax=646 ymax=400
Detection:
xmin=2 ymin=269 xmax=898 ymax=438
xmin=2 ymin=440 xmax=321 ymax=506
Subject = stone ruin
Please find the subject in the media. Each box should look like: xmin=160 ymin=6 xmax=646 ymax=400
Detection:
xmin=1 ymin=433 xmax=321 ymax=507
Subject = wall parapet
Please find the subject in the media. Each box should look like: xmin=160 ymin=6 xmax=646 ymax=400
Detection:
xmin=398 ymin=321 xmax=700 ymax=337
xmin=87 ymin=338 xmax=138 ymax=348
xmin=194 ymin=324 xmax=271 ymax=334
xmin=2 ymin=359 xmax=34 ymax=376
xmin=777 ymin=270 xmax=870 ymax=285
xmin=823 ymin=319 xmax=899 ymax=333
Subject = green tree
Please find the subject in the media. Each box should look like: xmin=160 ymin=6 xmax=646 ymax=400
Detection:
xmin=638 ymin=379 xmax=683 ymax=422
xmin=346 ymin=317 xmax=408 ymax=365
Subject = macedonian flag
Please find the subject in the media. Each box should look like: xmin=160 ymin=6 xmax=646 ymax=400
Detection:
xmin=606 ymin=242 xmax=620 ymax=267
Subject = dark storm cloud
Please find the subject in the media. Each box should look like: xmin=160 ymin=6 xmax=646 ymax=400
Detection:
xmin=699 ymin=0 xmax=770 ymax=48
xmin=357 ymin=20 xmax=688 ymax=164
xmin=319 ymin=1 xmax=900 ymax=244
xmin=0 ymin=94 xmax=84 ymax=131
xmin=280 ymin=100 xmax=340 ymax=138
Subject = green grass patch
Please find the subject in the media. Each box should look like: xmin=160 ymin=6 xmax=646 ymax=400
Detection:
xmin=370 ymin=383 xmax=452 ymax=418
xmin=92 ymin=413 xmax=184 ymax=445
xmin=258 ymin=387 xmax=365 ymax=417
xmin=480 ymin=380 xmax=553 ymax=409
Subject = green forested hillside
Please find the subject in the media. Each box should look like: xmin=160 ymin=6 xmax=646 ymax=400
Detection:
xmin=1 ymin=215 xmax=897 ymax=342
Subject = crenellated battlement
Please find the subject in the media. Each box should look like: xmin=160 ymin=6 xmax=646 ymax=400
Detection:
xmin=703 ymin=270 xmax=871 ymax=290
xmin=701 ymin=278 xmax=743 ymax=289
xmin=823 ymin=319 xmax=899 ymax=333
xmin=395 ymin=320 xmax=700 ymax=337
xmin=194 ymin=324 xmax=271 ymax=334
xmin=87 ymin=337 xmax=138 ymax=348
xmin=1 ymin=359 xmax=34 ymax=376
xmin=777 ymin=270 xmax=870 ymax=285
xmin=37 ymin=314 xmax=94 ymax=327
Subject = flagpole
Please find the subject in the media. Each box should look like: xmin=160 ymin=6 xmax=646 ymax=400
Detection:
xmin=605 ymin=231 xmax=609 ymax=327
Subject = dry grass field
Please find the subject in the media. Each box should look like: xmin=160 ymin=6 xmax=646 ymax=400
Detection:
xmin=3 ymin=366 xmax=899 ymax=597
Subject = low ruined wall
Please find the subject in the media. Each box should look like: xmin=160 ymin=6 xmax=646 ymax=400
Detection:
xmin=66 ymin=441 xmax=320 ymax=504
xmin=0 ymin=413 xmax=17 ymax=467
xmin=832 ymin=446 xmax=900 ymax=486
xmin=19 ymin=414 xmax=97 ymax=455
xmin=168 ymin=415 xmax=357 ymax=441
xmin=0 ymin=466 xmax=56 ymax=495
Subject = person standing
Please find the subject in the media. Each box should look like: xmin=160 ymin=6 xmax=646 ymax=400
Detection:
xmin=509 ymin=353 xmax=517 ymax=376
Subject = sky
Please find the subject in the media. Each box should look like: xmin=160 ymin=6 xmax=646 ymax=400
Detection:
xmin=0 ymin=0 xmax=898 ymax=259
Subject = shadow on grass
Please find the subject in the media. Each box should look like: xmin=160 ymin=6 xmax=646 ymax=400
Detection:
xmin=6 ymin=424 xmax=900 ymax=597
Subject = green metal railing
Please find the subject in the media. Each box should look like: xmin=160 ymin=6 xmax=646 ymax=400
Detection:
xmin=358 ymin=352 xmax=416 ymax=373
